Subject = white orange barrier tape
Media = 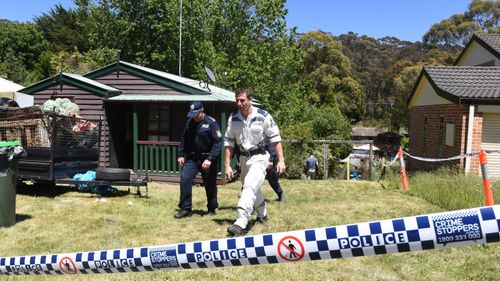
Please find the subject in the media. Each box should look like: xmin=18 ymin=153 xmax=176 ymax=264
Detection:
xmin=1 ymin=205 xmax=499 ymax=275
xmin=401 ymin=151 xmax=479 ymax=163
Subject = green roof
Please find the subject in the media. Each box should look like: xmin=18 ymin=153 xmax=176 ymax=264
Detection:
xmin=85 ymin=61 xmax=236 ymax=102
xmin=20 ymin=72 xmax=121 ymax=97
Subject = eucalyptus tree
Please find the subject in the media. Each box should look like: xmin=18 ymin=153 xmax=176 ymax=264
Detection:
xmin=299 ymin=31 xmax=364 ymax=123
xmin=423 ymin=0 xmax=499 ymax=47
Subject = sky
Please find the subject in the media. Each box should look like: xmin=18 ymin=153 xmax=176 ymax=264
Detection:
xmin=0 ymin=0 xmax=473 ymax=43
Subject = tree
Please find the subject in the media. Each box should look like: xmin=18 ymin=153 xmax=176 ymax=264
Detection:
xmin=35 ymin=4 xmax=89 ymax=52
xmin=423 ymin=0 xmax=499 ymax=47
xmin=68 ymin=0 xmax=302 ymax=115
xmin=0 ymin=20 xmax=48 ymax=84
xmin=299 ymin=31 xmax=364 ymax=122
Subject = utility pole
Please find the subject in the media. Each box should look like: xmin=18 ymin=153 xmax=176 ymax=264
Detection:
xmin=178 ymin=0 xmax=183 ymax=76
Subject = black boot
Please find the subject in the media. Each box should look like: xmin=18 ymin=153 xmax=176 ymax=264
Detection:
xmin=174 ymin=209 xmax=192 ymax=219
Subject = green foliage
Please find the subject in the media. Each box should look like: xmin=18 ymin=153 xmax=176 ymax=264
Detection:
xmin=337 ymin=32 xmax=462 ymax=130
xmin=35 ymin=4 xmax=89 ymax=52
xmin=423 ymin=0 xmax=500 ymax=47
xmin=299 ymin=31 xmax=364 ymax=122
xmin=0 ymin=20 xmax=49 ymax=84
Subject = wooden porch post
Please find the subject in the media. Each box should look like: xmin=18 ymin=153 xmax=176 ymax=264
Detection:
xmin=133 ymin=104 xmax=138 ymax=172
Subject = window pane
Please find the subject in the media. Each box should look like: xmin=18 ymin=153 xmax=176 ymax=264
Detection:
xmin=445 ymin=124 xmax=455 ymax=146
xmin=148 ymin=135 xmax=158 ymax=141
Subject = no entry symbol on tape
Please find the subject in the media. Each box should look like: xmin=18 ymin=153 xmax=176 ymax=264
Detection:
xmin=277 ymin=236 xmax=304 ymax=261
xmin=59 ymin=256 xmax=77 ymax=274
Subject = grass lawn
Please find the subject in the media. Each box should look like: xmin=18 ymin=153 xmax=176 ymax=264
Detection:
xmin=1 ymin=179 xmax=498 ymax=280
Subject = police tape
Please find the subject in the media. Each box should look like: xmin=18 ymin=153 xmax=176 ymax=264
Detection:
xmin=398 ymin=150 xmax=500 ymax=164
xmin=1 ymin=205 xmax=499 ymax=275
xmin=402 ymin=151 xmax=480 ymax=163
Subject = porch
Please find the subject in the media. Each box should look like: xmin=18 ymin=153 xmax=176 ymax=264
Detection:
xmin=106 ymin=101 xmax=232 ymax=183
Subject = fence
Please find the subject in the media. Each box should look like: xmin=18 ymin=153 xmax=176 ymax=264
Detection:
xmin=391 ymin=148 xmax=498 ymax=206
xmin=132 ymin=139 xmax=381 ymax=181
xmin=135 ymin=141 xmax=182 ymax=176
xmin=282 ymin=139 xmax=378 ymax=180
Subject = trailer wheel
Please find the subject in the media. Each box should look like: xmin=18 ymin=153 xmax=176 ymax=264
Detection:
xmin=95 ymin=168 xmax=130 ymax=181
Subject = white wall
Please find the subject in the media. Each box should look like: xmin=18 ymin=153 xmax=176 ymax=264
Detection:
xmin=411 ymin=79 xmax=452 ymax=107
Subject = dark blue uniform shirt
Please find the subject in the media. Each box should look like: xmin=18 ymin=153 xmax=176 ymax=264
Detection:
xmin=178 ymin=115 xmax=222 ymax=161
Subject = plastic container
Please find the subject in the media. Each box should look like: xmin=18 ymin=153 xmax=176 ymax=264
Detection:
xmin=0 ymin=140 xmax=23 ymax=227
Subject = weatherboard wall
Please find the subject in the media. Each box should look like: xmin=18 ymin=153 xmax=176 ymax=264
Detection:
xmin=91 ymin=71 xmax=182 ymax=94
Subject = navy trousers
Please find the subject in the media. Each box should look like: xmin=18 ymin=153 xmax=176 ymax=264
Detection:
xmin=178 ymin=159 xmax=219 ymax=212
xmin=266 ymin=168 xmax=283 ymax=196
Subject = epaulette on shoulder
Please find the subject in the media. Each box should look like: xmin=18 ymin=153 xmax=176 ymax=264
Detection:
xmin=230 ymin=109 xmax=241 ymax=122
xmin=257 ymin=108 xmax=268 ymax=116
xmin=208 ymin=116 xmax=216 ymax=122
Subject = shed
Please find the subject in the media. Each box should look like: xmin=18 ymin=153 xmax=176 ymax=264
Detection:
xmin=20 ymin=61 xmax=236 ymax=182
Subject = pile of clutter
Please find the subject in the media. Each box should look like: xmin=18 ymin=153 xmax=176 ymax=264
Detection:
xmin=42 ymin=98 xmax=80 ymax=117
xmin=42 ymin=98 xmax=97 ymax=133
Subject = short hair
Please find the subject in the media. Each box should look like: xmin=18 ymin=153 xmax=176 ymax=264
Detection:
xmin=235 ymin=88 xmax=252 ymax=99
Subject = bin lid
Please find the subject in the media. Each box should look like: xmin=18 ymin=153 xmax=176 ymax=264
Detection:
xmin=0 ymin=140 xmax=20 ymax=147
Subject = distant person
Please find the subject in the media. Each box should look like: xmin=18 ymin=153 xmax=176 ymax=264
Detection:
xmin=174 ymin=101 xmax=222 ymax=219
xmin=304 ymin=155 xmax=319 ymax=180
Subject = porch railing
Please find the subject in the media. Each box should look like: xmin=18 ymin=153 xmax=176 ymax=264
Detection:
xmin=135 ymin=141 xmax=182 ymax=176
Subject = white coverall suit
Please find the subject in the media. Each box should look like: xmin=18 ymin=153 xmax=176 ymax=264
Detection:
xmin=224 ymin=106 xmax=282 ymax=229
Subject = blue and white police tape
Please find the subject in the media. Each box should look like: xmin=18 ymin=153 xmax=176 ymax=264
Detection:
xmin=1 ymin=205 xmax=499 ymax=275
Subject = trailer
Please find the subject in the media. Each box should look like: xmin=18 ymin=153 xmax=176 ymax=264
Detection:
xmin=0 ymin=106 xmax=148 ymax=195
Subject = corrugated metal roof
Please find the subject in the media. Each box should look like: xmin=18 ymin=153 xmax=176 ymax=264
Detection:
xmin=117 ymin=61 xmax=235 ymax=102
xmin=424 ymin=66 xmax=500 ymax=101
xmin=107 ymin=93 xmax=234 ymax=102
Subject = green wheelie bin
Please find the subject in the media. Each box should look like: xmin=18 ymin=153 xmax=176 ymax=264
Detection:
xmin=0 ymin=141 xmax=23 ymax=227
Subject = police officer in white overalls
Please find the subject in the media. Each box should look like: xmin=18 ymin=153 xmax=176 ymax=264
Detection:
xmin=224 ymin=88 xmax=285 ymax=236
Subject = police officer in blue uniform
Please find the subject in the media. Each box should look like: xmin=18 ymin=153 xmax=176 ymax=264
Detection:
xmin=174 ymin=101 xmax=222 ymax=219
